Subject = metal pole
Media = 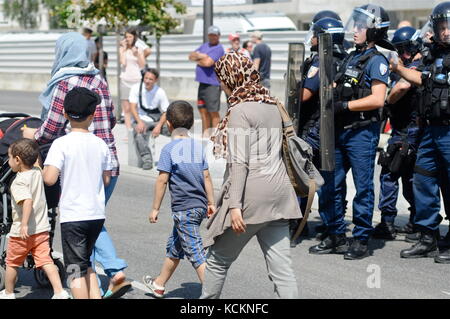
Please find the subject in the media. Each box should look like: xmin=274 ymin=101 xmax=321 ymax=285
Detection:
xmin=116 ymin=26 xmax=122 ymax=122
xmin=203 ymin=0 xmax=213 ymax=43
xmin=98 ymin=24 xmax=104 ymax=79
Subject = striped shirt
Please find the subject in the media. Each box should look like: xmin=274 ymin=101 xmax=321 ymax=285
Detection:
xmin=35 ymin=74 xmax=119 ymax=176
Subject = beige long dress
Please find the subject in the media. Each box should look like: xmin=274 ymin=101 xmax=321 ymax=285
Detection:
xmin=204 ymin=101 xmax=302 ymax=247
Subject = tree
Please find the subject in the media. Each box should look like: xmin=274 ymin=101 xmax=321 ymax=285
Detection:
xmin=3 ymin=0 xmax=40 ymax=29
xmin=43 ymin=0 xmax=73 ymax=29
xmin=80 ymin=0 xmax=186 ymax=120
xmin=3 ymin=0 xmax=75 ymax=29
xmin=81 ymin=0 xmax=186 ymax=70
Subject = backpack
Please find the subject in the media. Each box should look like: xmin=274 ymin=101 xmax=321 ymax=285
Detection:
xmin=275 ymin=101 xmax=324 ymax=241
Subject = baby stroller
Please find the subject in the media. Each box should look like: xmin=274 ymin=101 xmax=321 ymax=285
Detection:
xmin=0 ymin=113 xmax=66 ymax=290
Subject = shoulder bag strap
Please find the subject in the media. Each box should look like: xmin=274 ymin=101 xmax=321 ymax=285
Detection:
xmin=291 ymin=178 xmax=316 ymax=242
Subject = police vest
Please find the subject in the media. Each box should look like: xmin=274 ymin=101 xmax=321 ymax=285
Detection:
xmin=298 ymin=54 xmax=319 ymax=137
xmin=386 ymin=69 xmax=419 ymax=131
xmin=418 ymin=45 xmax=450 ymax=121
xmin=299 ymin=52 xmax=347 ymax=137
xmin=334 ymin=50 xmax=387 ymax=128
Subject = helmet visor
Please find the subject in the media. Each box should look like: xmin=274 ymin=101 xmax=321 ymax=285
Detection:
xmin=431 ymin=15 xmax=450 ymax=44
xmin=305 ymin=24 xmax=344 ymax=47
xmin=419 ymin=20 xmax=433 ymax=43
xmin=305 ymin=26 xmax=315 ymax=47
xmin=344 ymin=7 xmax=389 ymax=34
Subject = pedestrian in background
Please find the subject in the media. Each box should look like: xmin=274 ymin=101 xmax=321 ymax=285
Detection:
xmin=202 ymin=52 xmax=301 ymax=299
xmin=129 ymin=68 xmax=170 ymax=170
xmin=119 ymin=27 xmax=147 ymax=130
xmin=94 ymin=37 xmax=108 ymax=81
xmin=242 ymin=40 xmax=253 ymax=60
xmin=250 ymin=31 xmax=272 ymax=89
xmin=188 ymin=25 xmax=225 ymax=138
xmin=226 ymin=33 xmax=250 ymax=59
xmin=82 ymin=27 xmax=97 ymax=63
xmin=142 ymin=100 xmax=216 ymax=298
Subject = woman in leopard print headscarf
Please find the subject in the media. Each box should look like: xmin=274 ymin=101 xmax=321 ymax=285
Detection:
xmin=211 ymin=51 xmax=278 ymax=158
xmin=203 ymin=51 xmax=301 ymax=299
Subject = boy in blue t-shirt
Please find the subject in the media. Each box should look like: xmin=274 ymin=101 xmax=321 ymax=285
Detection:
xmin=143 ymin=100 xmax=216 ymax=298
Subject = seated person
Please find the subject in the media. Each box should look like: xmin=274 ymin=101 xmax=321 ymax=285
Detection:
xmin=129 ymin=67 xmax=169 ymax=170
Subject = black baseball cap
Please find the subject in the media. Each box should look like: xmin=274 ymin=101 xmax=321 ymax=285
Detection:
xmin=63 ymin=87 xmax=101 ymax=120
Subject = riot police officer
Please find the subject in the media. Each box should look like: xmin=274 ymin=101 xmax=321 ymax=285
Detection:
xmin=293 ymin=17 xmax=347 ymax=242
xmin=309 ymin=4 xmax=393 ymax=260
xmin=391 ymin=2 xmax=450 ymax=263
xmin=373 ymin=26 xmax=423 ymax=240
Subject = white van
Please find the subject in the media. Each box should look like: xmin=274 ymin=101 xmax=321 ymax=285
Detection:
xmin=192 ymin=12 xmax=297 ymax=35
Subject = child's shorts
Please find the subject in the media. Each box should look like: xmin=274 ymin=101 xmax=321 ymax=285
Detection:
xmin=61 ymin=219 xmax=104 ymax=277
xmin=6 ymin=232 xmax=53 ymax=268
xmin=166 ymin=208 xmax=207 ymax=268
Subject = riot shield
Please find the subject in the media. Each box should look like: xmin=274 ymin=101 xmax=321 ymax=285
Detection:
xmin=284 ymin=42 xmax=305 ymax=135
xmin=319 ymin=33 xmax=335 ymax=171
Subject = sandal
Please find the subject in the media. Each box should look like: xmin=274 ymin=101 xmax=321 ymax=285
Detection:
xmin=102 ymin=281 xmax=132 ymax=299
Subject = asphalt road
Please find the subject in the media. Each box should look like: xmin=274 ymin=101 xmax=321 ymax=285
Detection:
xmin=9 ymin=170 xmax=450 ymax=300
xmin=1 ymin=89 xmax=450 ymax=299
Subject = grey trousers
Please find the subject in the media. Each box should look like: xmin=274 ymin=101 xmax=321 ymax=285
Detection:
xmin=132 ymin=122 xmax=153 ymax=164
xmin=200 ymin=219 xmax=298 ymax=299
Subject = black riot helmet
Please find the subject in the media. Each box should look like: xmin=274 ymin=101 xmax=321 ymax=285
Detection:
xmin=305 ymin=18 xmax=345 ymax=51
xmin=430 ymin=2 xmax=450 ymax=45
xmin=391 ymin=26 xmax=422 ymax=62
xmin=344 ymin=4 xmax=395 ymax=50
xmin=312 ymin=10 xmax=341 ymax=23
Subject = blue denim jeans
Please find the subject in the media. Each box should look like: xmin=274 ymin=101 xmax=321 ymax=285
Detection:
xmin=413 ymin=125 xmax=450 ymax=231
xmin=90 ymin=176 xmax=128 ymax=286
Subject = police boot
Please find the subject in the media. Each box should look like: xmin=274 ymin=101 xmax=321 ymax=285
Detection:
xmin=372 ymin=221 xmax=396 ymax=240
xmin=438 ymin=225 xmax=450 ymax=249
xmin=309 ymin=234 xmax=349 ymax=255
xmin=404 ymin=223 xmax=424 ymax=243
xmin=396 ymin=221 xmax=415 ymax=234
xmin=315 ymin=224 xmax=329 ymax=241
xmin=344 ymin=239 xmax=369 ymax=260
xmin=400 ymin=231 xmax=438 ymax=258
xmin=434 ymin=248 xmax=450 ymax=264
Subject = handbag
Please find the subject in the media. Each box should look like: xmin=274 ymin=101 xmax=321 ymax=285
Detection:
xmin=275 ymin=101 xmax=325 ymax=241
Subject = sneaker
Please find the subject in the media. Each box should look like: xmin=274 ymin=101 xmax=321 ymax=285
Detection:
xmin=0 ymin=290 xmax=16 ymax=299
xmin=142 ymin=162 xmax=153 ymax=170
xmin=142 ymin=275 xmax=165 ymax=298
xmin=52 ymin=290 xmax=71 ymax=299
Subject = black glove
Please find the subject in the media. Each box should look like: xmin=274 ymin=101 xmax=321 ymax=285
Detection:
xmin=334 ymin=101 xmax=349 ymax=114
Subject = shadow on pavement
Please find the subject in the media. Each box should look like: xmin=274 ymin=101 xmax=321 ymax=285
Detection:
xmin=145 ymin=282 xmax=202 ymax=299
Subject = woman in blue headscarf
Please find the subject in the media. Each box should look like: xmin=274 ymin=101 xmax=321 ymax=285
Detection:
xmin=38 ymin=32 xmax=99 ymax=120
xmin=22 ymin=32 xmax=131 ymax=299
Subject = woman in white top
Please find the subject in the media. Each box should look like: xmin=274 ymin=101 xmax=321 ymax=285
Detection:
xmin=119 ymin=28 xmax=147 ymax=130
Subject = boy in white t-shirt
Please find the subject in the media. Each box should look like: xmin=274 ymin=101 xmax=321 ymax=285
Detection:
xmin=43 ymin=87 xmax=112 ymax=299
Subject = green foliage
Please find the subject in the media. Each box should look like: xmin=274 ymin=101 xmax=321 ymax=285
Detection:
xmin=42 ymin=0 xmax=73 ymax=29
xmin=3 ymin=0 xmax=75 ymax=29
xmin=3 ymin=0 xmax=40 ymax=28
xmin=82 ymin=0 xmax=187 ymax=38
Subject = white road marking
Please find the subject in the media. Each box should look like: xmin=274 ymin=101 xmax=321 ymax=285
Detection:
xmin=442 ymin=291 xmax=450 ymax=296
